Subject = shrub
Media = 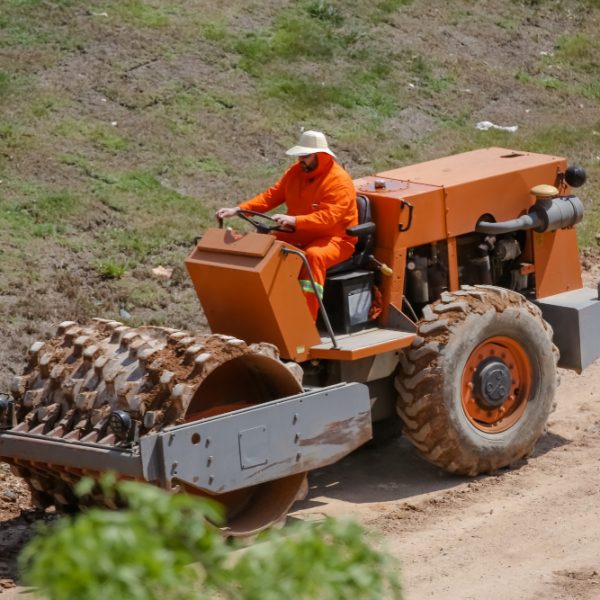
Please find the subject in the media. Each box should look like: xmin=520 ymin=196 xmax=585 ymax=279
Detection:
xmin=20 ymin=477 xmax=403 ymax=599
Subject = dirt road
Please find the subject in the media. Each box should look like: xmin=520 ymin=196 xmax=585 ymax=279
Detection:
xmin=2 ymin=318 xmax=600 ymax=599
xmin=293 ymin=362 xmax=600 ymax=599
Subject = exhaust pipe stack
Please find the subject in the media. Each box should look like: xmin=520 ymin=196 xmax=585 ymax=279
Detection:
xmin=476 ymin=184 xmax=584 ymax=235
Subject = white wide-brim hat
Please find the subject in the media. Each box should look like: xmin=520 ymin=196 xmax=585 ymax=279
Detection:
xmin=286 ymin=130 xmax=336 ymax=158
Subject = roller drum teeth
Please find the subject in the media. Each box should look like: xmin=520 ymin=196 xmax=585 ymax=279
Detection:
xmin=23 ymin=388 xmax=45 ymax=409
xmin=73 ymin=335 xmax=92 ymax=358
xmin=128 ymin=340 xmax=146 ymax=359
xmin=177 ymin=336 xmax=196 ymax=349
xmin=102 ymin=371 xmax=117 ymax=392
xmin=10 ymin=375 xmax=29 ymax=399
xmin=110 ymin=325 xmax=129 ymax=344
xmin=63 ymin=327 xmax=82 ymax=346
xmin=187 ymin=344 xmax=206 ymax=354
xmin=251 ymin=342 xmax=280 ymax=359
xmin=193 ymin=352 xmax=212 ymax=370
xmin=33 ymin=403 xmax=61 ymax=433
xmin=160 ymin=370 xmax=175 ymax=393
xmin=120 ymin=331 xmax=140 ymax=349
xmin=116 ymin=382 xmax=136 ymax=409
xmin=57 ymin=321 xmax=78 ymax=335
xmin=35 ymin=404 xmax=51 ymax=422
xmin=50 ymin=364 xmax=66 ymax=382
xmin=5 ymin=320 xmax=303 ymax=530
xmin=28 ymin=476 xmax=46 ymax=492
xmin=285 ymin=362 xmax=304 ymax=385
xmin=138 ymin=347 xmax=159 ymax=365
xmin=53 ymin=491 xmax=71 ymax=505
xmin=167 ymin=331 xmax=188 ymax=346
xmin=28 ymin=341 xmax=45 ymax=363
xmin=75 ymin=391 xmax=97 ymax=411
xmin=128 ymin=395 xmax=144 ymax=413
xmin=38 ymin=353 xmax=53 ymax=379
xmin=90 ymin=407 xmax=108 ymax=426
xmin=143 ymin=410 xmax=157 ymax=429
xmin=48 ymin=408 xmax=76 ymax=437
xmin=170 ymin=383 xmax=192 ymax=415
xmin=63 ymin=418 xmax=88 ymax=441
xmin=83 ymin=344 xmax=100 ymax=361
xmin=93 ymin=355 xmax=108 ymax=377
xmin=10 ymin=465 xmax=24 ymax=478
xmin=147 ymin=358 xmax=163 ymax=379
xmin=62 ymin=380 xmax=80 ymax=402
xmin=102 ymin=320 xmax=123 ymax=329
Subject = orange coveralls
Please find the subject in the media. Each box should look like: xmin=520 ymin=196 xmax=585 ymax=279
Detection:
xmin=239 ymin=154 xmax=358 ymax=319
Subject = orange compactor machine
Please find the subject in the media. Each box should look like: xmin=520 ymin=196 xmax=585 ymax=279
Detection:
xmin=1 ymin=147 xmax=598 ymax=535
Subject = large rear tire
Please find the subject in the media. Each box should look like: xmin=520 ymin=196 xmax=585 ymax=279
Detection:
xmin=395 ymin=285 xmax=559 ymax=475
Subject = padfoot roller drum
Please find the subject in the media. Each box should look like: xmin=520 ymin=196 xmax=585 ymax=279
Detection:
xmin=5 ymin=319 xmax=307 ymax=536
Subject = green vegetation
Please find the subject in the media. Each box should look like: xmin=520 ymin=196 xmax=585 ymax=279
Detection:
xmin=20 ymin=477 xmax=403 ymax=600
xmin=97 ymin=259 xmax=128 ymax=279
xmin=230 ymin=1 xmax=415 ymax=121
xmin=0 ymin=0 xmax=598 ymax=358
xmin=554 ymin=34 xmax=599 ymax=74
xmin=112 ymin=0 xmax=172 ymax=28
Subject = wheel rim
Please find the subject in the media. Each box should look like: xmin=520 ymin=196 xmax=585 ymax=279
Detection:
xmin=461 ymin=336 xmax=532 ymax=433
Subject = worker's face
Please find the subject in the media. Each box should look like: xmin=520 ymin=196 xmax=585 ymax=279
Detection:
xmin=298 ymin=153 xmax=318 ymax=173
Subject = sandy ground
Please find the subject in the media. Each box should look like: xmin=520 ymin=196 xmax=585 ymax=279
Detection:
xmin=291 ymin=362 xmax=600 ymax=599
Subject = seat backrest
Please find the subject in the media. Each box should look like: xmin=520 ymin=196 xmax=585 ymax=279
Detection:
xmin=326 ymin=194 xmax=375 ymax=276
xmin=354 ymin=194 xmax=373 ymax=255
xmin=356 ymin=194 xmax=371 ymax=225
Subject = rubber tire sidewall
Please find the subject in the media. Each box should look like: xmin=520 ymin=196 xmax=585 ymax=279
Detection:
xmin=441 ymin=303 xmax=556 ymax=468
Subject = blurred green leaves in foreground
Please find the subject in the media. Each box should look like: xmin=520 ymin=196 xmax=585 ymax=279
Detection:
xmin=19 ymin=475 xmax=403 ymax=600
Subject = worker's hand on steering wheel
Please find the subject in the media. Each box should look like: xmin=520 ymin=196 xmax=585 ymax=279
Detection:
xmin=271 ymin=214 xmax=296 ymax=231
xmin=215 ymin=206 xmax=240 ymax=219
xmin=228 ymin=209 xmax=295 ymax=233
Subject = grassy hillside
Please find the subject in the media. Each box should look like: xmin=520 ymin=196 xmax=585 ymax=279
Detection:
xmin=1 ymin=0 xmax=599 ymax=387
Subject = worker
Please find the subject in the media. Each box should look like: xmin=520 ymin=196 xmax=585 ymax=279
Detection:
xmin=216 ymin=130 xmax=358 ymax=319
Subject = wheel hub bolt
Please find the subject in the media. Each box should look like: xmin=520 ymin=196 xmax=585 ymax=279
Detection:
xmin=473 ymin=358 xmax=512 ymax=409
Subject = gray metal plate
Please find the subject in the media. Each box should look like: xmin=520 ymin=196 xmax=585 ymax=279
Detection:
xmin=535 ymin=287 xmax=600 ymax=372
xmin=0 ymin=431 xmax=142 ymax=477
xmin=140 ymin=382 xmax=372 ymax=494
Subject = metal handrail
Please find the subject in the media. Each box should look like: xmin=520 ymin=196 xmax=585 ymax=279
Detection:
xmin=280 ymin=247 xmax=338 ymax=349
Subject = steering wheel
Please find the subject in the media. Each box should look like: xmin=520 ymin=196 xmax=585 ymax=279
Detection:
xmin=234 ymin=209 xmax=294 ymax=234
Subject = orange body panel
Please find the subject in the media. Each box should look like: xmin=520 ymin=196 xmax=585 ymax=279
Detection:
xmin=353 ymin=178 xmax=445 ymax=323
xmin=186 ymin=229 xmax=320 ymax=361
xmin=355 ymin=147 xmax=582 ymax=308
xmin=533 ymin=228 xmax=582 ymax=297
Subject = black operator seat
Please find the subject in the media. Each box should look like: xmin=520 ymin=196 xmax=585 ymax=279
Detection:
xmin=320 ymin=194 xmax=377 ymax=334
xmin=327 ymin=194 xmax=376 ymax=275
